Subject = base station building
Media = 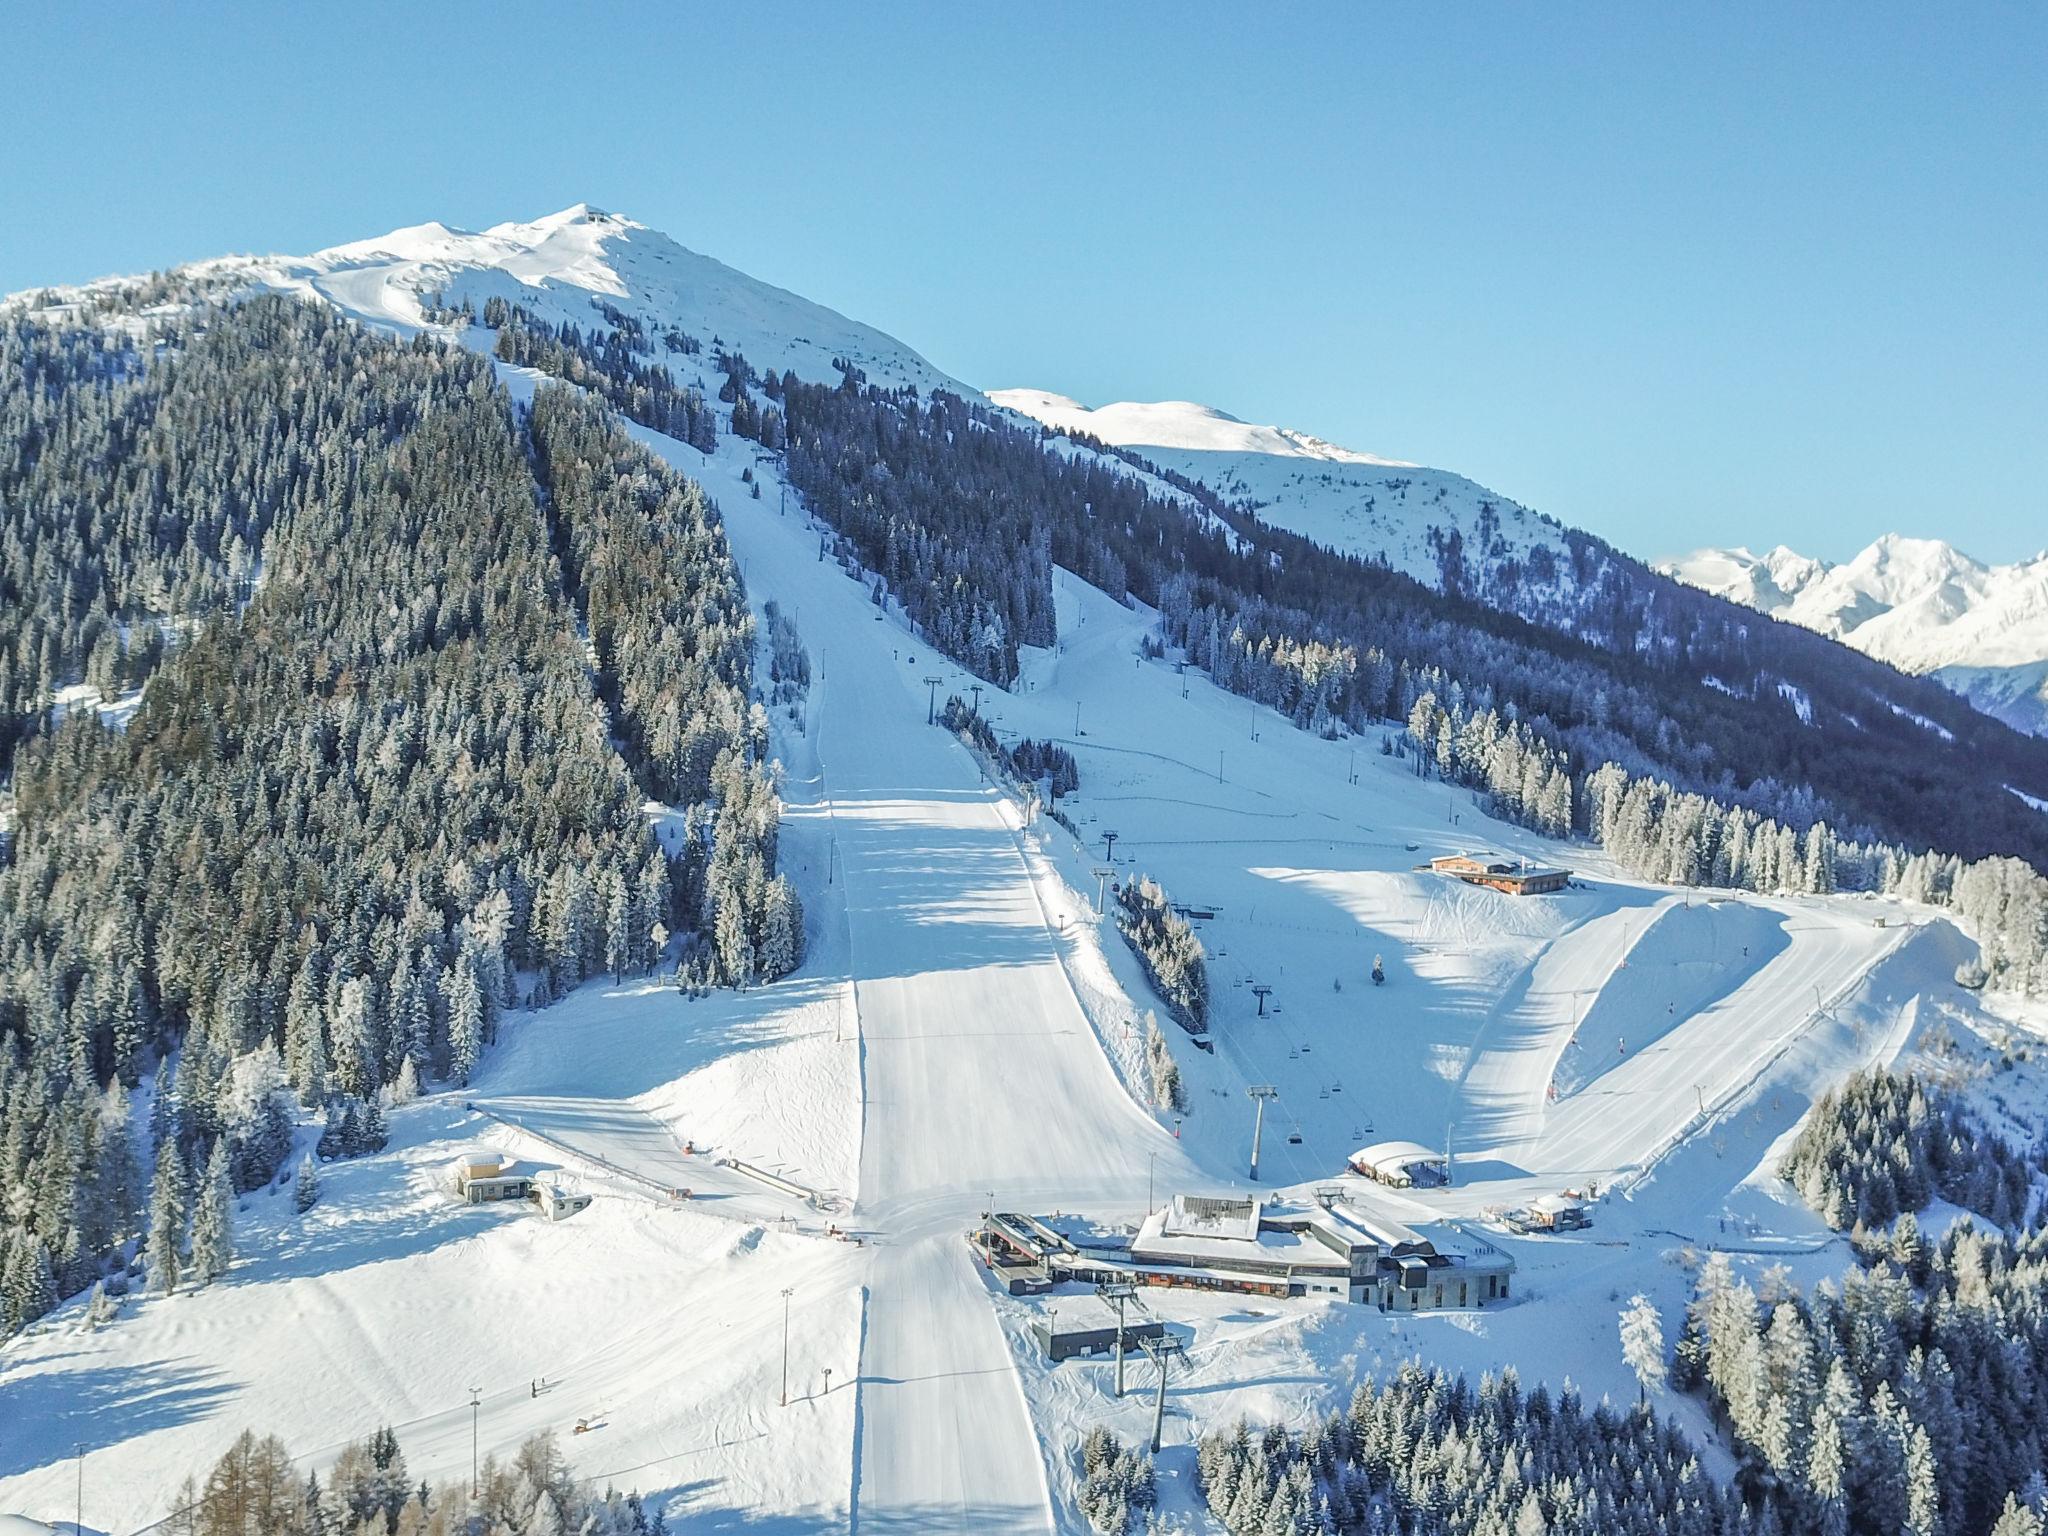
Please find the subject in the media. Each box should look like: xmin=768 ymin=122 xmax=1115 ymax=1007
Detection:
xmin=976 ymin=1193 xmax=1512 ymax=1311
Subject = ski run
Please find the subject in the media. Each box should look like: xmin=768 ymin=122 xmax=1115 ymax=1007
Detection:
xmin=3 ymin=210 xmax=2046 ymax=1534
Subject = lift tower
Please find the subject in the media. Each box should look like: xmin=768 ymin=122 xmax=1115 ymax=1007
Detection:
xmin=1246 ymin=1085 xmax=1279 ymax=1181
xmin=1096 ymin=1281 xmax=1140 ymax=1398
xmin=1138 ymin=1334 xmax=1188 ymax=1453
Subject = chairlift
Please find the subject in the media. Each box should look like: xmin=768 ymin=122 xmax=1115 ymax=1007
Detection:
xmin=1286 ymin=1126 xmax=1304 ymax=1146
xmin=1289 ymin=1047 xmax=1300 ymax=1061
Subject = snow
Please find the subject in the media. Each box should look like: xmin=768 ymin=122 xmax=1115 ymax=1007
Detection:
xmin=986 ymin=391 xmax=1416 ymax=468
xmin=991 ymin=389 xmax=1585 ymax=599
xmin=10 ymin=208 xmax=2048 ymax=1534
xmin=1661 ymin=536 xmax=2048 ymax=735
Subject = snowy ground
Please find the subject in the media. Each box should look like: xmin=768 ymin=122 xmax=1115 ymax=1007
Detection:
xmin=6 ymin=236 xmax=2042 ymax=1531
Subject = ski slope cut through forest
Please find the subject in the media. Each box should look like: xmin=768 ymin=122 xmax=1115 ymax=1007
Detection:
xmin=4 ymin=210 xmax=2047 ymax=1536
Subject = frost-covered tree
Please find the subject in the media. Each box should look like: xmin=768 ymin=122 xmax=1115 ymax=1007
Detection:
xmin=188 ymin=1137 xmax=235 ymax=1287
xmin=146 ymin=1138 xmax=187 ymax=1294
xmin=1620 ymin=1293 xmax=1667 ymax=1403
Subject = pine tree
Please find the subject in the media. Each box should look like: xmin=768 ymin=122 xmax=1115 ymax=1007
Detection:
xmin=294 ymin=1153 xmax=320 ymax=1214
xmin=146 ymin=1137 xmax=188 ymax=1294
xmin=390 ymin=1055 xmax=421 ymax=1106
xmin=445 ymin=959 xmax=483 ymax=1087
xmin=189 ymin=1136 xmax=235 ymax=1287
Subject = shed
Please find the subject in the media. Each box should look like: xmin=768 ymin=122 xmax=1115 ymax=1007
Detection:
xmin=536 ymin=1184 xmax=593 ymax=1222
xmin=1525 ymin=1193 xmax=1589 ymax=1230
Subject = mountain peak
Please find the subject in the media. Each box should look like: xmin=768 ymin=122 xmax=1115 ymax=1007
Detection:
xmin=1661 ymin=534 xmax=2048 ymax=734
xmin=987 ymin=388 xmax=1415 ymax=468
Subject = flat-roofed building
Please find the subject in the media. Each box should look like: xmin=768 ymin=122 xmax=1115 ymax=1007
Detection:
xmin=1427 ymin=852 xmax=1571 ymax=895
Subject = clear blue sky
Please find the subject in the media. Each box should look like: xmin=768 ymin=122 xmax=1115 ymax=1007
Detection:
xmin=6 ymin=3 xmax=2043 ymax=565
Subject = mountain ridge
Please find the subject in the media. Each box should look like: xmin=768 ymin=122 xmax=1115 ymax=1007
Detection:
xmin=1660 ymin=536 xmax=2048 ymax=735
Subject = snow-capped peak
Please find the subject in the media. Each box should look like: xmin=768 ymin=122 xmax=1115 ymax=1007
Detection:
xmin=19 ymin=203 xmax=966 ymax=401
xmin=988 ymin=388 xmax=1416 ymax=467
xmin=991 ymin=387 xmax=1589 ymax=603
xmin=1660 ymin=535 xmax=2048 ymax=735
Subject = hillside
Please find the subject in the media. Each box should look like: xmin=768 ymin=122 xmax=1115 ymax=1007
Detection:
xmin=5 ymin=206 xmax=2048 ymax=1535
xmin=1662 ymin=536 xmax=2048 ymax=736
xmin=989 ymin=387 xmax=1589 ymax=604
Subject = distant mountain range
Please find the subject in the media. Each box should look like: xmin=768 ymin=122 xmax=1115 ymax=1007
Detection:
xmin=1659 ymin=537 xmax=2048 ymax=737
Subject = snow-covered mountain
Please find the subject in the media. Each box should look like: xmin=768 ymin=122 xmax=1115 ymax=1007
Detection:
xmin=30 ymin=205 xmax=1614 ymax=612
xmin=1660 ymin=536 xmax=2048 ymax=735
xmin=32 ymin=203 xmax=962 ymax=399
xmin=989 ymin=388 xmax=1590 ymax=599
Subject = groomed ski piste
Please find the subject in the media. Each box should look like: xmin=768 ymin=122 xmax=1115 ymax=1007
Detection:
xmin=5 ymin=208 xmax=2046 ymax=1533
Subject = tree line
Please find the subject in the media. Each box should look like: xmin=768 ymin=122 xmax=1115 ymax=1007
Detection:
xmin=161 ymin=1422 xmax=664 ymax=1536
xmin=0 ymin=296 xmax=792 ymax=1338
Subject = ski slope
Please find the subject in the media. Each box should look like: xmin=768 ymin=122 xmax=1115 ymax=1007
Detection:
xmin=5 ymin=210 xmax=2034 ymax=1535
xmin=645 ymin=418 xmax=1202 ymax=1530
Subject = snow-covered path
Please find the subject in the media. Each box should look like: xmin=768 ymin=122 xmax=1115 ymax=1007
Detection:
xmin=821 ymin=649 xmax=1196 ymax=1530
xmin=1512 ymin=905 xmax=1904 ymax=1186
xmin=694 ymin=455 xmax=1200 ymax=1530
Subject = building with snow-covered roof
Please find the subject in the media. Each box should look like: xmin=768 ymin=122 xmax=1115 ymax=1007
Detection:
xmin=975 ymin=1194 xmax=1510 ymax=1309
xmin=1427 ymin=852 xmax=1570 ymax=895
xmin=1349 ymin=1140 xmax=1448 ymax=1188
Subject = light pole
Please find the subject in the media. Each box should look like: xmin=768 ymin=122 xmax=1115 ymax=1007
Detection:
xmin=781 ymin=1287 xmax=795 ymax=1406
xmin=468 ymin=1385 xmax=481 ymax=1498
xmin=74 ymin=1442 xmax=82 ymax=1536
xmin=1148 ymin=1149 xmax=1157 ymax=1216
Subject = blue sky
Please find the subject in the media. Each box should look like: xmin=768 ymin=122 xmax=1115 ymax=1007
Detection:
xmin=5 ymin=4 xmax=2042 ymax=565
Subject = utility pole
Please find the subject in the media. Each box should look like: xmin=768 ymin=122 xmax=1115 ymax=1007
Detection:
xmin=74 ymin=1442 xmax=82 ymax=1536
xmin=1349 ymin=748 xmax=1358 ymax=785
xmin=1217 ymin=749 xmax=1224 ymax=784
xmin=780 ymin=1287 xmax=795 ymax=1406
xmin=1138 ymin=1335 xmax=1187 ymax=1453
xmin=1148 ymin=1148 xmax=1157 ymax=1216
xmin=1102 ymin=830 xmax=1120 ymax=862
xmin=1074 ymin=701 xmax=1083 ymax=735
xmin=468 ymin=1386 xmax=481 ymax=1497
xmin=1246 ymin=1085 xmax=1279 ymax=1181
xmin=1097 ymin=1281 xmax=1140 ymax=1398
xmin=1093 ymin=867 xmax=1113 ymax=915
xmin=923 ymin=676 xmax=943 ymax=725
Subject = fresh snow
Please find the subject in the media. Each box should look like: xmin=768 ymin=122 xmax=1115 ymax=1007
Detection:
xmin=990 ymin=388 xmax=1585 ymax=599
xmin=7 ymin=207 xmax=2046 ymax=1535
xmin=1662 ymin=535 xmax=2048 ymax=735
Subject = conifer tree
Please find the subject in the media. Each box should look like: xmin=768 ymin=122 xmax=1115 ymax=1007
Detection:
xmin=146 ymin=1137 xmax=188 ymax=1294
xmin=189 ymin=1136 xmax=235 ymax=1287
